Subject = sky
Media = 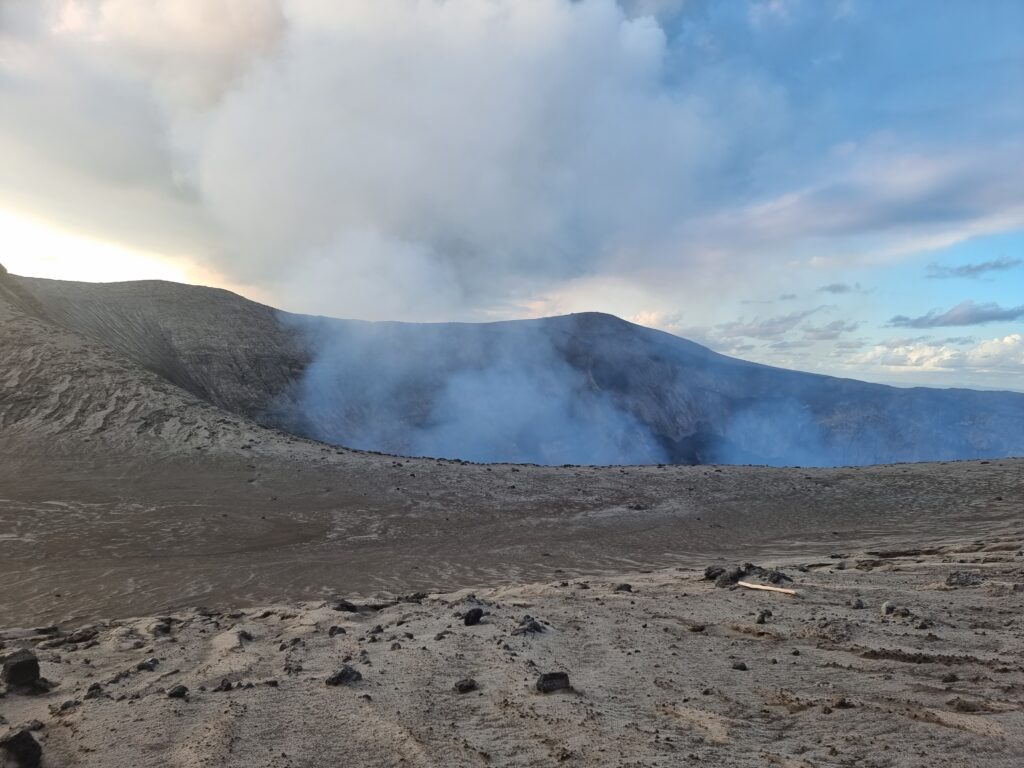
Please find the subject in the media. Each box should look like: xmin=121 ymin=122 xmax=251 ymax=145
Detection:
xmin=1 ymin=0 xmax=1023 ymax=391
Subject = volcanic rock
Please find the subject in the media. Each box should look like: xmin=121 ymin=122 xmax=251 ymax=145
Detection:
xmin=2 ymin=650 xmax=39 ymax=686
xmin=536 ymin=672 xmax=571 ymax=693
xmin=0 ymin=728 xmax=42 ymax=768
xmin=325 ymin=665 xmax=362 ymax=686
xmin=463 ymin=608 xmax=484 ymax=626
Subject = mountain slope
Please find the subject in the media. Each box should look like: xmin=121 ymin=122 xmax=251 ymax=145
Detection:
xmin=9 ymin=271 xmax=1024 ymax=465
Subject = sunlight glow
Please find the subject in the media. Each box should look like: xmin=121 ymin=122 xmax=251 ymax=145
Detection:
xmin=0 ymin=209 xmax=194 ymax=284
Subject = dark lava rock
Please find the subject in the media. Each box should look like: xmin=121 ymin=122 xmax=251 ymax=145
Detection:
xmin=946 ymin=571 xmax=984 ymax=587
xmin=325 ymin=665 xmax=362 ymax=686
xmin=332 ymin=600 xmax=359 ymax=613
xmin=213 ymin=679 xmax=234 ymax=692
xmin=84 ymin=682 xmax=103 ymax=700
xmin=536 ymin=672 xmax=571 ymax=693
xmin=0 ymin=728 xmax=42 ymax=768
xmin=328 ymin=626 xmax=346 ymax=637
xmin=2 ymin=650 xmax=40 ymax=686
xmin=453 ymin=678 xmax=478 ymax=694
xmin=707 ymin=563 xmax=792 ymax=588
xmin=463 ymin=608 xmax=484 ymax=626
xmin=512 ymin=616 xmax=546 ymax=636
xmin=613 ymin=583 xmax=633 ymax=593
xmin=851 ymin=598 xmax=865 ymax=609
xmin=136 ymin=657 xmax=160 ymax=671
xmin=167 ymin=685 xmax=189 ymax=699
xmin=49 ymin=699 xmax=80 ymax=715
xmin=732 ymin=661 xmax=749 ymax=671
xmin=755 ymin=609 xmax=772 ymax=625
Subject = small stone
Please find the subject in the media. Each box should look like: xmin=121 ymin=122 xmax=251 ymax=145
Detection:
xmin=328 ymin=626 xmax=346 ymax=637
xmin=881 ymin=601 xmax=894 ymax=616
xmin=613 ymin=584 xmax=633 ymax=593
xmin=167 ymin=685 xmax=189 ymax=699
xmin=325 ymin=665 xmax=362 ymax=686
xmin=83 ymin=682 xmax=103 ymax=700
xmin=851 ymin=598 xmax=865 ymax=609
xmin=463 ymin=608 xmax=484 ymax=626
xmin=213 ymin=679 xmax=234 ymax=692
xmin=332 ymin=600 xmax=359 ymax=613
xmin=536 ymin=672 xmax=571 ymax=693
xmin=136 ymin=657 xmax=160 ymax=672
xmin=512 ymin=616 xmax=545 ymax=636
xmin=2 ymin=650 xmax=40 ymax=686
xmin=454 ymin=678 xmax=478 ymax=694
xmin=755 ymin=610 xmax=772 ymax=625
xmin=732 ymin=661 xmax=748 ymax=671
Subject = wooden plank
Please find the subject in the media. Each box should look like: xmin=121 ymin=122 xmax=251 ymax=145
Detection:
xmin=736 ymin=580 xmax=798 ymax=596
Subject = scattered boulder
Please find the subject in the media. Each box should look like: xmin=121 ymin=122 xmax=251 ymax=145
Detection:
xmin=536 ymin=672 xmax=571 ymax=693
xmin=328 ymin=626 xmax=346 ymax=637
xmin=136 ymin=657 xmax=160 ymax=672
xmin=945 ymin=571 xmax=984 ymax=588
xmin=213 ymin=679 xmax=234 ymax=692
xmin=453 ymin=678 xmax=478 ymax=694
xmin=332 ymin=600 xmax=359 ymax=613
xmin=0 ymin=728 xmax=42 ymax=768
xmin=706 ymin=563 xmax=791 ymax=588
xmin=613 ymin=583 xmax=633 ymax=593
xmin=83 ymin=682 xmax=103 ymax=700
xmin=755 ymin=610 xmax=772 ymax=625
xmin=2 ymin=650 xmax=40 ymax=686
xmin=463 ymin=608 xmax=484 ymax=626
xmin=325 ymin=665 xmax=362 ymax=686
xmin=166 ymin=685 xmax=189 ymax=699
xmin=732 ymin=661 xmax=749 ymax=671
xmin=851 ymin=598 xmax=865 ymax=609
xmin=511 ymin=616 xmax=545 ymax=636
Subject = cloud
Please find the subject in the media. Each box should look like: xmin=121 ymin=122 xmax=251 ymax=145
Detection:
xmin=852 ymin=334 xmax=1024 ymax=374
xmin=716 ymin=308 xmax=820 ymax=339
xmin=802 ymin=319 xmax=859 ymax=340
xmin=926 ymin=257 xmax=1022 ymax=279
xmin=888 ymin=300 xmax=1024 ymax=328
xmin=0 ymin=0 xmax=1022 ymax=325
xmin=817 ymin=282 xmax=865 ymax=294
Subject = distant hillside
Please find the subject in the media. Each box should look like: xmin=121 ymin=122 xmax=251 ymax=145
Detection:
xmin=7 ymin=271 xmax=1024 ymax=466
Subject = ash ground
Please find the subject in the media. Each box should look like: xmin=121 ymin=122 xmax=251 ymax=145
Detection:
xmin=2 ymin=536 xmax=1023 ymax=768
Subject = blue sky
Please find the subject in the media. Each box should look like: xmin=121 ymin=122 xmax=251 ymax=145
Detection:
xmin=1 ymin=0 xmax=1022 ymax=389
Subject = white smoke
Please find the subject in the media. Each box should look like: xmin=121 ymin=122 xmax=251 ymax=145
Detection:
xmin=1 ymin=0 xmax=788 ymax=319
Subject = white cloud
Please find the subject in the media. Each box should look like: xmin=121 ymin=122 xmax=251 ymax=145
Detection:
xmin=850 ymin=334 xmax=1024 ymax=374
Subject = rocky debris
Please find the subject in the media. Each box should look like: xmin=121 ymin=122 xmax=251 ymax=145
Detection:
xmin=332 ymin=600 xmax=359 ymax=613
xmin=166 ymin=685 xmax=189 ymax=699
xmin=84 ymin=682 xmax=104 ymax=700
xmin=732 ymin=661 xmax=749 ymax=671
xmin=49 ymin=699 xmax=80 ymax=715
xmin=2 ymin=650 xmax=39 ymax=686
xmin=0 ymin=728 xmax=42 ymax=768
xmin=511 ymin=616 xmax=546 ymax=636
xmin=453 ymin=678 xmax=478 ymax=694
xmin=851 ymin=598 xmax=865 ymax=609
xmin=463 ymin=608 xmax=484 ymax=626
xmin=613 ymin=583 xmax=633 ymax=593
xmin=328 ymin=626 xmax=346 ymax=637
xmin=946 ymin=571 xmax=984 ymax=587
xmin=149 ymin=618 xmax=174 ymax=636
xmin=136 ymin=657 xmax=160 ymax=671
xmin=881 ymin=602 xmax=911 ymax=618
xmin=325 ymin=665 xmax=362 ymax=686
xmin=705 ymin=563 xmax=791 ymax=588
xmin=755 ymin=609 xmax=772 ymax=625
xmin=536 ymin=672 xmax=571 ymax=693
xmin=213 ymin=679 xmax=234 ymax=692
